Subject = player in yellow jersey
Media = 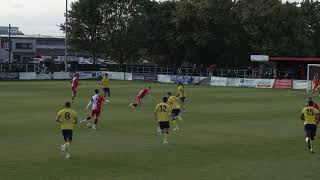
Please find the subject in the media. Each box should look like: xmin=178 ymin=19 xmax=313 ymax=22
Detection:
xmin=177 ymin=82 xmax=186 ymax=112
xmin=101 ymin=73 xmax=111 ymax=98
xmin=301 ymin=98 xmax=320 ymax=153
xmin=167 ymin=92 xmax=182 ymax=131
xmin=56 ymin=102 xmax=78 ymax=159
xmin=154 ymin=97 xmax=172 ymax=144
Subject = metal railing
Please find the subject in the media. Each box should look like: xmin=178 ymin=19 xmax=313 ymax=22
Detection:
xmin=0 ymin=63 xmax=276 ymax=79
xmin=0 ymin=64 xmax=40 ymax=73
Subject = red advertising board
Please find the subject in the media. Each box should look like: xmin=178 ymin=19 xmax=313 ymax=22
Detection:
xmin=272 ymin=79 xmax=293 ymax=89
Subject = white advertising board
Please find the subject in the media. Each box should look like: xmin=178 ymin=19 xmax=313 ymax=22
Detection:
xmin=54 ymin=72 xmax=70 ymax=80
xmin=293 ymin=80 xmax=310 ymax=90
xmin=239 ymin=78 xmax=257 ymax=88
xmin=227 ymin=78 xmax=240 ymax=87
xmin=19 ymin=72 xmax=36 ymax=80
xmin=255 ymin=79 xmax=275 ymax=89
xmin=36 ymin=74 xmax=52 ymax=80
xmin=158 ymin=75 xmax=172 ymax=83
xmin=210 ymin=77 xmax=227 ymax=86
xmin=124 ymin=73 xmax=133 ymax=81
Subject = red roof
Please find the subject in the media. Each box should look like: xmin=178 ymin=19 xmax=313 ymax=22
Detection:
xmin=270 ymin=57 xmax=320 ymax=61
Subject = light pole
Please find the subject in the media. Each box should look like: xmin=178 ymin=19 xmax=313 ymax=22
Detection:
xmin=64 ymin=0 xmax=68 ymax=72
xmin=8 ymin=24 xmax=11 ymax=64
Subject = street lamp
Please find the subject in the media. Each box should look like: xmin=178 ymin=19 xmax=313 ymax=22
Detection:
xmin=64 ymin=0 xmax=68 ymax=72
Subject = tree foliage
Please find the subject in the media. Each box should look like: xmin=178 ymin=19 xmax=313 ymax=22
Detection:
xmin=64 ymin=0 xmax=320 ymax=66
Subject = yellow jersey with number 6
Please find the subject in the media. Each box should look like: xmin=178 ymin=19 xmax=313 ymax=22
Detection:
xmin=154 ymin=103 xmax=172 ymax=122
xmin=302 ymin=107 xmax=319 ymax=125
xmin=58 ymin=108 xmax=77 ymax=130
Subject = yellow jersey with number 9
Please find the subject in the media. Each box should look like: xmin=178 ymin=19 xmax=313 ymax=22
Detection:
xmin=302 ymin=107 xmax=319 ymax=125
xmin=154 ymin=103 xmax=172 ymax=122
xmin=58 ymin=108 xmax=77 ymax=130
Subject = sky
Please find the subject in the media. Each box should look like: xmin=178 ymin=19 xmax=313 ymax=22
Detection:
xmin=0 ymin=0 xmax=307 ymax=36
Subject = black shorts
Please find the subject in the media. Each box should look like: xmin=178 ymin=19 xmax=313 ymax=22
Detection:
xmin=103 ymin=88 xmax=111 ymax=96
xmin=180 ymin=97 xmax=186 ymax=103
xmin=159 ymin=121 xmax=170 ymax=129
xmin=62 ymin=129 xmax=73 ymax=142
xmin=172 ymin=109 xmax=181 ymax=117
xmin=304 ymin=124 xmax=317 ymax=140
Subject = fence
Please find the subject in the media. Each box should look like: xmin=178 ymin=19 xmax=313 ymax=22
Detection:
xmin=0 ymin=63 xmax=278 ymax=79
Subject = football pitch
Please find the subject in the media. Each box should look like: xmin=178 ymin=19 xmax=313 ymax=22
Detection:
xmin=0 ymin=80 xmax=319 ymax=180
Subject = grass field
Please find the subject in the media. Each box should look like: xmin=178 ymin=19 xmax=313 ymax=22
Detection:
xmin=0 ymin=80 xmax=319 ymax=180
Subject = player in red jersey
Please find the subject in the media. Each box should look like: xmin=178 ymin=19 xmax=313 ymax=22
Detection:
xmin=80 ymin=89 xmax=108 ymax=129
xmin=129 ymin=86 xmax=152 ymax=109
xmin=306 ymin=97 xmax=320 ymax=110
xmin=71 ymin=73 xmax=80 ymax=103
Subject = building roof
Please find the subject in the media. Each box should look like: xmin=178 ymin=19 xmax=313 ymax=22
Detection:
xmin=270 ymin=57 xmax=320 ymax=62
xmin=0 ymin=34 xmax=65 ymax=39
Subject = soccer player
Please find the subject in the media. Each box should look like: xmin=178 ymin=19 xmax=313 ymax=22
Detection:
xmin=101 ymin=73 xmax=111 ymax=98
xmin=129 ymin=86 xmax=152 ymax=109
xmin=71 ymin=73 xmax=80 ymax=102
xmin=56 ymin=102 xmax=78 ymax=159
xmin=177 ymin=82 xmax=186 ymax=111
xmin=313 ymin=73 xmax=320 ymax=95
xmin=154 ymin=97 xmax=172 ymax=144
xmin=167 ymin=92 xmax=182 ymax=131
xmin=301 ymin=98 xmax=320 ymax=153
xmin=81 ymin=89 xmax=108 ymax=130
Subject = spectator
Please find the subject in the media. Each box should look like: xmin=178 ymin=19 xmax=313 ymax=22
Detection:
xmin=192 ymin=64 xmax=197 ymax=76
xmin=233 ymin=70 xmax=237 ymax=77
xmin=226 ymin=69 xmax=231 ymax=77
xmin=298 ymin=64 xmax=304 ymax=80
xmin=247 ymin=67 xmax=252 ymax=78
xmin=200 ymin=64 xmax=205 ymax=76
xmin=207 ymin=64 xmax=216 ymax=77
xmin=273 ymin=65 xmax=278 ymax=79
xmin=177 ymin=68 xmax=182 ymax=75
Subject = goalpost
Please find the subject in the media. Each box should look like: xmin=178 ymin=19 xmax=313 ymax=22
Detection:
xmin=307 ymin=64 xmax=320 ymax=94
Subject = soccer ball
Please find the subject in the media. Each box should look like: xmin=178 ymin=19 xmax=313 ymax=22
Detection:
xmin=86 ymin=122 xmax=93 ymax=128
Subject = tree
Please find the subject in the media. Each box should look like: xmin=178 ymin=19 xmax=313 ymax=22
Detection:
xmin=301 ymin=0 xmax=320 ymax=57
xmin=65 ymin=0 xmax=104 ymax=64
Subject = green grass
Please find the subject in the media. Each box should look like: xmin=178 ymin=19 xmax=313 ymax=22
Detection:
xmin=0 ymin=80 xmax=318 ymax=180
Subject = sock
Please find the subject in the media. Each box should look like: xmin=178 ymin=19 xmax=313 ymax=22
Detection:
xmin=62 ymin=143 xmax=67 ymax=152
xmin=177 ymin=116 xmax=182 ymax=121
xmin=65 ymin=142 xmax=71 ymax=153
xmin=311 ymin=140 xmax=314 ymax=151
xmin=94 ymin=118 xmax=99 ymax=125
xmin=164 ymin=133 xmax=168 ymax=141
xmin=306 ymin=137 xmax=310 ymax=143
xmin=171 ymin=120 xmax=177 ymax=128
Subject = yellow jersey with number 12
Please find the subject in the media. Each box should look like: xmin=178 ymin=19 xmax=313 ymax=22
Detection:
xmin=154 ymin=103 xmax=172 ymax=122
xmin=58 ymin=108 xmax=77 ymax=130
